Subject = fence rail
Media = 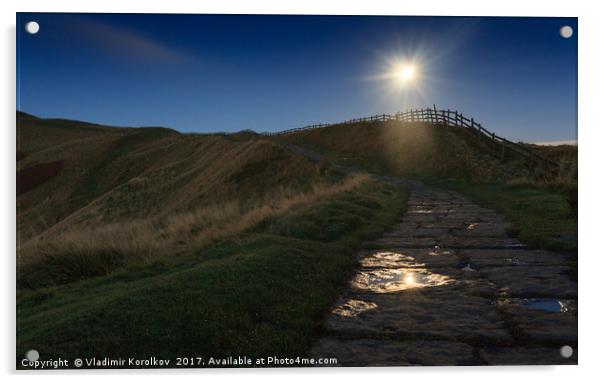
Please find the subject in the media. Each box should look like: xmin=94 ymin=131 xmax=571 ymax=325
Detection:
xmin=263 ymin=106 xmax=560 ymax=174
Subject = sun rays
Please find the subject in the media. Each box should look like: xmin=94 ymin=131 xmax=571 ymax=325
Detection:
xmin=362 ymin=42 xmax=447 ymax=112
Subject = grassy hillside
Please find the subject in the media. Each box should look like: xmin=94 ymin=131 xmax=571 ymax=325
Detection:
xmin=17 ymin=174 xmax=408 ymax=362
xmin=276 ymin=120 xmax=577 ymax=251
xmin=18 ymin=113 xmax=327 ymax=240
xmin=277 ymin=120 xmax=540 ymax=182
xmin=17 ymin=112 xmax=340 ymax=285
xmin=523 ymin=143 xmax=578 ymax=180
xmin=16 ymin=112 xmax=410 ymax=364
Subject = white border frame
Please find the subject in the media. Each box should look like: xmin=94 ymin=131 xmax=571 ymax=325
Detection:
xmin=3 ymin=1 xmax=599 ymax=382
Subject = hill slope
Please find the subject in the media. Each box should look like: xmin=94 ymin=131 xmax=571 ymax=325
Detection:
xmin=17 ymin=113 xmax=576 ymax=285
xmin=17 ymin=112 xmax=349 ymax=287
xmin=16 ymin=113 xmax=410 ymax=363
xmin=275 ymin=120 xmax=547 ymax=182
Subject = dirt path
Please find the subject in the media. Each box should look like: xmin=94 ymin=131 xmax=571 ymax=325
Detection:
xmin=310 ymin=180 xmax=577 ymax=366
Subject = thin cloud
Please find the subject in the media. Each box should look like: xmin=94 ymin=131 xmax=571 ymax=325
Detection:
xmin=74 ymin=18 xmax=200 ymax=65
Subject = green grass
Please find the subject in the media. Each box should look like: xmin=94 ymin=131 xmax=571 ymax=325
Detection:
xmin=17 ymin=179 xmax=408 ymax=365
xmin=276 ymin=123 xmax=576 ymax=252
xmin=278 ymin=125 xmax=576 ymax=253
xmin=277 ymin=121 xmax=536 ymax=182
xmin=423 ymin=178 xmax=577 ymax=251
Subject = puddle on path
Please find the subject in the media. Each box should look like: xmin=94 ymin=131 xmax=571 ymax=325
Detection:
xmin=352 ymin=268 xmax=451 ymax=293
xmin=360 ymin=251 xmax=425 ymax=268
xmin=432 ymin=249 xmax=454 ymax=256
xmin=410 ymin=209 xmax=434 ymax=214
xmin=500 ymin=298 xmax=575 ymax=313
xmin=332 ymin=299 xmax=378 ymax=317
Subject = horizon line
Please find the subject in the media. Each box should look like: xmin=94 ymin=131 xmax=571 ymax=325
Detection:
xmin=16 ymin=109 xmax=577 ymax=146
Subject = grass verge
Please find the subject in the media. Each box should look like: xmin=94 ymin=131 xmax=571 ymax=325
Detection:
xmin=17 ymin=178 xmax=408 ymax=365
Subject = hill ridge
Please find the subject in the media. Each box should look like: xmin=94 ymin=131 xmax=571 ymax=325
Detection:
xmin=263 ymin=107 xmax=561 ymax=175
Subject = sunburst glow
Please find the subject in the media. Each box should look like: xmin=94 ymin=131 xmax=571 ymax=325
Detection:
xmin=365 ymin=43 xmax=443 ymax=111
xmin=394 ymin=64 xmax=417 ymax=84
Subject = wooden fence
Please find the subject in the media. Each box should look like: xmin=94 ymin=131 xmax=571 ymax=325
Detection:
xmin=264 ymin=106 xmax=561 ymax=174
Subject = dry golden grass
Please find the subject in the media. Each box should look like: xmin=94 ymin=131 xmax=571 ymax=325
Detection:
xmin=18 ymin=114 xmax=358 ymax=287
xmin=18 ymin=173 xmax=371 ymax=283
xmin=18 ymin=129 xmax=329 ymax=239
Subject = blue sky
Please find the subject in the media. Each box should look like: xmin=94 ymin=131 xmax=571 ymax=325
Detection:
xmin=17 ymin=14 xmax=577 ymax=142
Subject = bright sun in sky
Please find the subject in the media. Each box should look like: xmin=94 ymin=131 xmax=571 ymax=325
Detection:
xmin=371 ymin=55 xmax=429 ymax=110
xmin=394 ymin=64 xmax=416 ymax=83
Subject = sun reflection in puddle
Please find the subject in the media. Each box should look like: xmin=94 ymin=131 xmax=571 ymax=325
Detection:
xmin=332 ymin=299 xmax=378 ymax=317
xmin=428 ymin=249 xmax=454 ymax=257
xmin=352 ymin=268 xmax=451 ymax=292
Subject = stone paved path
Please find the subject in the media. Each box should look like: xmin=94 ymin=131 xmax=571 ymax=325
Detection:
xmin=311 ymin=180 xmax=577 ymax=366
